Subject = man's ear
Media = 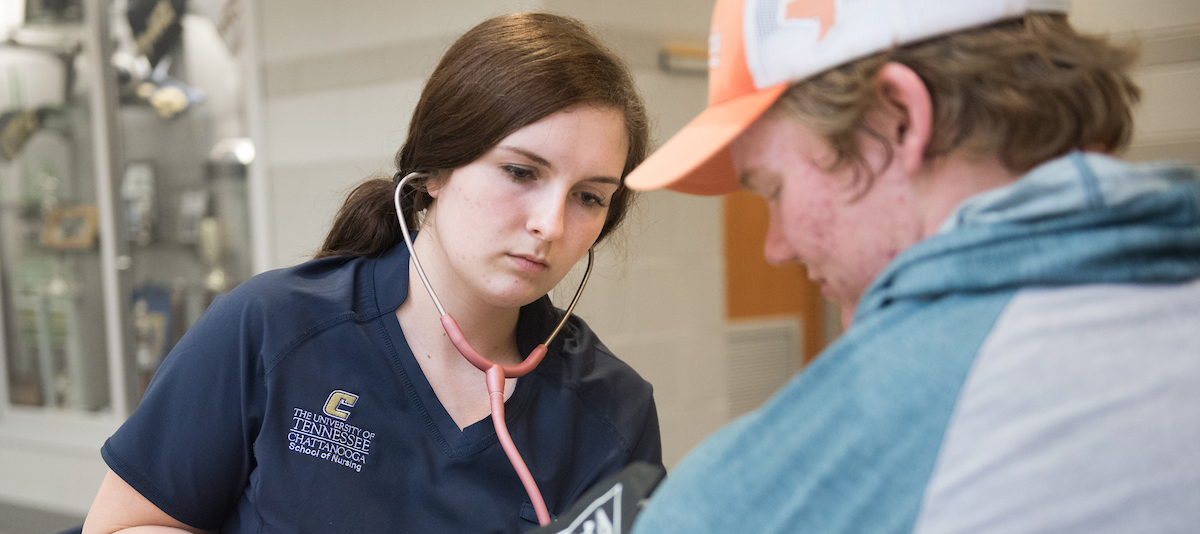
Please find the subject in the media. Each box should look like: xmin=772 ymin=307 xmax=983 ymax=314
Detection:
xmin=874 ymin=62 xmax=933 ymax=177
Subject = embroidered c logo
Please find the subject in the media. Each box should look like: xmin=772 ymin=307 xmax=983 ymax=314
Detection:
xmin=323 ymin=390 xmax=359 ymax=421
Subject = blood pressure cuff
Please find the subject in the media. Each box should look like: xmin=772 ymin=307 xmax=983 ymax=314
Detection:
xmin=526 ymin=462 xmax=666 ymax=534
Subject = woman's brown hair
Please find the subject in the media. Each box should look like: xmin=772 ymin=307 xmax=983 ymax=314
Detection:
xmin=770 ymin=13 xmax=1142 ymax=193
xmin=316 ymin=13 xmax=649 ymax=259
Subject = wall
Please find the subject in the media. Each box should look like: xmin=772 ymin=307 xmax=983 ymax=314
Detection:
xmin=1071 ymin=0 xmax=1200 ymax=164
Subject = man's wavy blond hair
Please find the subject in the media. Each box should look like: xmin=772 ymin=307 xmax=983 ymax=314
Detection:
xmin=772 ymin=14 xmax=1141 ymax=191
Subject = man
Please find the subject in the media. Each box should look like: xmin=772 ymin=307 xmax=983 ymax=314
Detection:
xmin=623 ymin=0 xmax=1200 ymax=532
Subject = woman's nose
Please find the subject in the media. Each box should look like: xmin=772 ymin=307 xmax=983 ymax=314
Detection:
xmin=526 ymin=191 xmax=566 ymax=241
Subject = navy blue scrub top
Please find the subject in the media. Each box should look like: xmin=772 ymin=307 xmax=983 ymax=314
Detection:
xmin=102 ymin=243 xmax=662 ymax=533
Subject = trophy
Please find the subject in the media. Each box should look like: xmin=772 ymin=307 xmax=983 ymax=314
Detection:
xmin=198 ymin=216 xmax=229 ymax=295
xmin=121 ymin=162 xmax=155 ymax=246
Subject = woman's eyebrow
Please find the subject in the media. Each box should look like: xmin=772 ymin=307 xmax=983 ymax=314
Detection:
xmin=498 ymin=146 xmax=552 ymax=169
xmin=583 ymin=176 xmax=621 ymax=186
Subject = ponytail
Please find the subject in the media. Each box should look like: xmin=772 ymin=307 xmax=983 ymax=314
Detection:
xmin=315 ymin=172 xmax=440 ymax=259
xmin=315 ymin=177 xmax=402 ymax=259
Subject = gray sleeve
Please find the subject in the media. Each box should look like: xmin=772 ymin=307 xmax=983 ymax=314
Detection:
xmin=913 ymin=280 xmax=1200 ymax=534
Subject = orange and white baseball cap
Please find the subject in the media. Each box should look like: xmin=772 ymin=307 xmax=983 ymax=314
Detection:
xmin=625 ymin=0 xmax=1070 ymax=195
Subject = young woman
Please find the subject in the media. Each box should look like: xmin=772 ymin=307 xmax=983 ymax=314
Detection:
xmin=83 ymin=13 xmax=661 ymax=534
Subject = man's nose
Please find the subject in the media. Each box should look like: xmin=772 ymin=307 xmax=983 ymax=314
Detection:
xmin=762 ymin=208 xmax=797 ymax=265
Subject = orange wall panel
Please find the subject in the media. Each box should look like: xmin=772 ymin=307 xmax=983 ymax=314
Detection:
xmin=723 ymin=191 xmax=824 ymax=363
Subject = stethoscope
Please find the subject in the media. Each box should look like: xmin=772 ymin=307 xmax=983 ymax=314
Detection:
xmin=393 ymin=171 xmax=594 ymax=526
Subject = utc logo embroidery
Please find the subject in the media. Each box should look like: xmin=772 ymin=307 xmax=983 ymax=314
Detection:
xmin=287 ymin=390 xmax=377 ymax=473
xmin=324 ymin=389 xmax=359 ymax=420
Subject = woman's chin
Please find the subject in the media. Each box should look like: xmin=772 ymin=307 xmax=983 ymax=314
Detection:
xmin=481 ymin=283 xmax=551 ymax=310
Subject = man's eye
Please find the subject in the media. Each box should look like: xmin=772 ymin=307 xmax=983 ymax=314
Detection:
xmin=504 ymin=165 xmax=536 ymax=181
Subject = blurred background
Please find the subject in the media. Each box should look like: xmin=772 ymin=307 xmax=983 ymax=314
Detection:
xmin=0 ymin=0 xmax=1195 ymax=531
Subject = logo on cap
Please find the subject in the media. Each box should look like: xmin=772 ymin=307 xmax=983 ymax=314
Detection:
xmin=782 ymin=0 xmax=836 ymax=40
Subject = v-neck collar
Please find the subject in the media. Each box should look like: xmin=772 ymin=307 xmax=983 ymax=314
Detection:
xmin=369 ymin=242 xmax=544 ymax=456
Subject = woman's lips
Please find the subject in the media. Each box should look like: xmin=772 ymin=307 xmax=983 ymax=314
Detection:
xmin=508 ymin=254 xmax=549 ymax=273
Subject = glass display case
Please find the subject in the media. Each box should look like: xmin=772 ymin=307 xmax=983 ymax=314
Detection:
xmin=0 ymin=0 xmax=259 ymax=419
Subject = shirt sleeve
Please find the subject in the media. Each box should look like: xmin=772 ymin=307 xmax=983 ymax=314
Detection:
xmin=629 ymin=393 xmax=663 ymax=467
xmin=102 ymin=286 xmax=269 ymax=531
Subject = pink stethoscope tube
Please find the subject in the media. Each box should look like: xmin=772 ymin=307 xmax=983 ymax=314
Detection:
xmin=393 ymin=172 xmax=594 ymax=526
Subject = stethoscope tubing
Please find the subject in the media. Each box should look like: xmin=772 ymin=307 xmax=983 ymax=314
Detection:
xmin=393 ymin=171 xmax=594 ymax=526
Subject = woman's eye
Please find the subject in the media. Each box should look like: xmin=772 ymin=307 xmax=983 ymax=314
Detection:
xmin=503 ymin=165 xmax=536 ymax=181
xmin=578 ymin=191 xmax=609 ymax=208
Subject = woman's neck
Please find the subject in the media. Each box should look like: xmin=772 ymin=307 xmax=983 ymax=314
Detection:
xmin=396 ymin=232 xmax=523 ymax=367
xmin=394 ymin=232 xmax=524 ymax=431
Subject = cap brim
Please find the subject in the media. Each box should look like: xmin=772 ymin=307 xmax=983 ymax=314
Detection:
xmin=626 ymin=83 xmax=787 ymax=195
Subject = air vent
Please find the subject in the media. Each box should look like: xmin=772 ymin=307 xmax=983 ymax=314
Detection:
xmin=726 ymin=317 xmax=802 ymax=418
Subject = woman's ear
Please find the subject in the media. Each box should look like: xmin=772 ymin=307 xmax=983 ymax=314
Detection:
xmin=874 ymin=62 xmax=933 ymax=177
xmin=425 ymin=174 xmax=444 ymax=199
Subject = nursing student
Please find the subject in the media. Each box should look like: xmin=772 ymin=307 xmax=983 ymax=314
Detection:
xmin=82 ymin=13 xmax=662 ymax=534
